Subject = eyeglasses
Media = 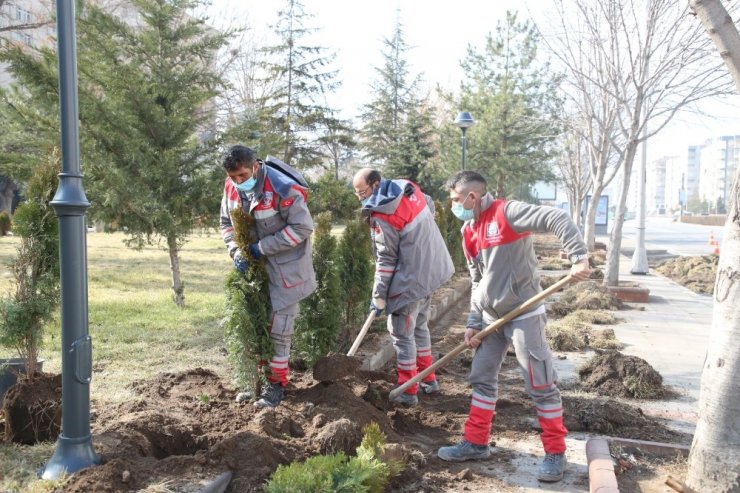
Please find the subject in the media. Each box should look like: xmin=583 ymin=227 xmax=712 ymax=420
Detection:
xmin=354 ymin=185 xmax=373 ymax=199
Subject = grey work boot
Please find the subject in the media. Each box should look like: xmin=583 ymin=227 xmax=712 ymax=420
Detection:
xmin=420 ymin=379 xmax=440 ymax=394
xmin=537 ymin=452 xmax=567 ymax=482
xmin=254 ymin=382 xmax=284 ymax=409
xmin=437 ymin=439 xmax=491 ymax=462
xmin=390 ymin=391 xmax=418 ymax=407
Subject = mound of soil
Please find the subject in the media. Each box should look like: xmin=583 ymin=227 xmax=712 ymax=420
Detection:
xmin=548 ymin=281 xmax=624 ymax=318
xmin=655 ymin=255 xmax=717 ymax=295
xmin=578 ymin=351 xmax=665 ymax=399
xmin=55 ymin=368 xmax=404 ymax=493
xmin=3 ymin=372 xmax=61 ymax=444
xmin=312 ymin=352 xmax=362 ymax=382
xmin=562 ymin=396 xmax=684 ymax=443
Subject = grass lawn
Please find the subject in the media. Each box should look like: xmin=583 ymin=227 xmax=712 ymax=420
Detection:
xmin=0 ymin=229 xmax=234 ymax=492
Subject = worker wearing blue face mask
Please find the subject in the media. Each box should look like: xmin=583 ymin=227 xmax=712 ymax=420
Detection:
xmin=219 ymin=145 xmax=317 ymax=409
xmin=439 ymin=170 xmax=591 ymax=483
xmin=352 ymin=168 xmax=454 ymax=407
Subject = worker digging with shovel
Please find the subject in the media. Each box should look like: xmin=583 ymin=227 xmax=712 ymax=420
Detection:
xmin=352 ymin=168 xmax=454 ymax=407
xmin=436 ymin=170 xmax=591 ymax=483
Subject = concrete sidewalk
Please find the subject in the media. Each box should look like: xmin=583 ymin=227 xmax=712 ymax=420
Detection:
xmin=602 ymin=237 xmax=713 ymax=435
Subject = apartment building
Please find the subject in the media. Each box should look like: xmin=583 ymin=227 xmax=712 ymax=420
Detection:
xmin=0 ymin=0 xmax=56 ymax=86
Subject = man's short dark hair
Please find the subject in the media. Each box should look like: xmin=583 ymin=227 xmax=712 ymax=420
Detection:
xmin=445 ymin=170 xmax=487 ymax=192
xmin=222 ymin=145 xmax=256 ymax=171
xmin=366 ymin=170 xmax=381 ymax=186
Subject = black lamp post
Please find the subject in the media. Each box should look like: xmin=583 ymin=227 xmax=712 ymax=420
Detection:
xmin=454 ymin=111 xmax=475 ymax=170
xmin=41 ymin=0 xmax=100 ymax=479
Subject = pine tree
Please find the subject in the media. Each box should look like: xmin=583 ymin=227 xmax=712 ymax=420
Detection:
xmin=256 ymin=0 xmax=341 ymax=167
xmin=359 ymin=15 xmax=437 ymax=185
xmin=446 ymin=11 xmax=562 ymax=197
xmin=1 ymin=0 xmax=231 ymax=307
xmin=293 ymin=212 xmax=342 ymax=365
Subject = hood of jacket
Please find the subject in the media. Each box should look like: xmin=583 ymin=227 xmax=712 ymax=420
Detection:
xmin=362 ymin=179 xmax=412 ymax=216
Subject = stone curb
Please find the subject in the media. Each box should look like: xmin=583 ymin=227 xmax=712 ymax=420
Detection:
xmin=586 ymin=438 xmax=619 ymax=493
xmin=360 ymin=276 xmax=471 ymax=371
xmin=586 ymin=436 xmax=691 ymax=493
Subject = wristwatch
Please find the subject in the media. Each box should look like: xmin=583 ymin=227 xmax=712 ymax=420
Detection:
xmin=570 ymin=253 xmax=589 ymax=263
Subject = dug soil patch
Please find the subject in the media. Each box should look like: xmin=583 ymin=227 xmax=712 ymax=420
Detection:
xmin=51 ymin=288 xmax=686 ymax=492
xmin=579 ymin=351 xmax=665 ymax=399
xmin=2 ymin=372 xmax=61 ymax=445
xmin=655 ymin=255 xmax=717 ymax=295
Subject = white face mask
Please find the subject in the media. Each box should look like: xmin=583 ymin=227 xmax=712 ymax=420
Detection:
xmin=451 ymin=193 xmax=474 ymax=221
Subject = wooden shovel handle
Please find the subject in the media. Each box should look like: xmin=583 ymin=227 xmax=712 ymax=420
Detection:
xmin=389 ymin=275 xmax=573 ymax=400
xmin=347 ymin=310 xmax=377 ymax=356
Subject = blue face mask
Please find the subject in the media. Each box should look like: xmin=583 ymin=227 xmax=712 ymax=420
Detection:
xmin=361 ymin=196 xmax=372 ymax=207
xmin=451 ymin=195 xmax=474 ymax=221
xmin=234 ymin=176 xmax=256 ymax=192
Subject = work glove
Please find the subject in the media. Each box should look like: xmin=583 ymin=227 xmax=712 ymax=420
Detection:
xmin=249 ymin=242 xmax=263 ymax=260
xmin=233 ymin=250 xmax=248 ymax=273
xmin=369 ymin=297 xmax=386 ymax=317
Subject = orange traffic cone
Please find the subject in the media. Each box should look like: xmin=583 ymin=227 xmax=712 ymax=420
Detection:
xmin=708 ymin=231 xmax=716 ymax=246
xmin=713 ymin=242 xmax=720 ymax=256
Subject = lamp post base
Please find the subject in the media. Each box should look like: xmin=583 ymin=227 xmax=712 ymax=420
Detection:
xmin=40 ymin=433 xmax=100 ymax=480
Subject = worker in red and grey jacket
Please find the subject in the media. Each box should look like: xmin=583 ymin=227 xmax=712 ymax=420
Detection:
xmin=219 ymin=145 xmax=317 ymax=409
xmin=437 ymin=170 xmax=591 ymax=483
xmin=353 ymin=168 xmax=454 ymax=407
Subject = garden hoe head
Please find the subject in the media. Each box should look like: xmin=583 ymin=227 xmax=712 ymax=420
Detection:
xmin=312 ymin=311 xmax=376 ymax=383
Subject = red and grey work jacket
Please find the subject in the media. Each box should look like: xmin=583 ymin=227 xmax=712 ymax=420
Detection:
xmin=362 ymin=179 xmax=454 ymax=313
xmin=463 ymin=194 xmax=587 ymax=325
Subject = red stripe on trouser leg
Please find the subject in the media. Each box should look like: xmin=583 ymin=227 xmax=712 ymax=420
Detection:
xmin=268 ymin=363 xmax=289 ymax=386
xmin=416 ymin=355 xmax=436 ymax=382
xmin=463 ymin=406 xmax=495 ymax=446
xmin=538 ymin=416 xmax=567 ymax=454
xmin=397 ymin=368 xmax=418 ymax=394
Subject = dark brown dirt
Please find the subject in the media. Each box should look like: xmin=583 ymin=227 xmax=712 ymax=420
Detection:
xmin=2 ymin=372 xmax=61 ymax=444
xmin=655 ymin=255 xmax=717 ymax=295
xmin=312 ymin=352 xmax=362 ymax=382
xmin=50 ymin=250 xmax=688 ymax=492
xmin=578 ymin=351 xmax=666 ymax=399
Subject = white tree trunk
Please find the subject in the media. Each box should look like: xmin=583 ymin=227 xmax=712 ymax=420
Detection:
xmin=690 ymin=0 xmax=740 ymax=93
xmin=686 ymin=169 xmax=740 ymax=491
xmin=606 ymin=138 xmax=640 ymax=286
xmin=687 ymin=1 xmax=740 ymax=490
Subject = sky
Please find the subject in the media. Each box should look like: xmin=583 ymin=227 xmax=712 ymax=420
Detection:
xmin=204 ymin=0 xmax=740 ymax=165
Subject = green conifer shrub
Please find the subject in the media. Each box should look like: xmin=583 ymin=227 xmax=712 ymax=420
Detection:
xmin=434 ymin=199 xmax=466 ymax=270
xmin=265 ymin=423 xmax=404 ymax=493
xmin=336 ymin=217 xmax=374 ymax=341
xmin=0 ymin=149 xmax=60 ymax=379
xmin=223 ymin=208 xmax=273 ymax=394
xmin=294 ymin=212 xmax=342 ymax=365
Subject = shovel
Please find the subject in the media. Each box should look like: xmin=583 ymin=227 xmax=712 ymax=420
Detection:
xmin=347 ymin=310 xmax=377 ymax=356
xmin=389 ymin=275 xmax=573 ymax=400
xmin=312 ymin=310 xmax=377 ymax=383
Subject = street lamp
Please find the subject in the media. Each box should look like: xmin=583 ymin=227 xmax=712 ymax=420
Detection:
xmin=454 ymin=111 xmax=475 ymax=170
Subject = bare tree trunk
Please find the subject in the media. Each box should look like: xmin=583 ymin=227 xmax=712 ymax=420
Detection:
xmin=686 ymin=1 xmax=740 ymax=490
xmin=606 ymin=139 xmax=639 ymax=286
xmin=167 ymin=234 xmax=185 ymax=307
xmin=690 ymin=0 xmax=740 ymax=93
xmin=686 ymin=168 xmax=740 ymax=491
xmin=583 ymin=186 xmax=605 ymax=251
